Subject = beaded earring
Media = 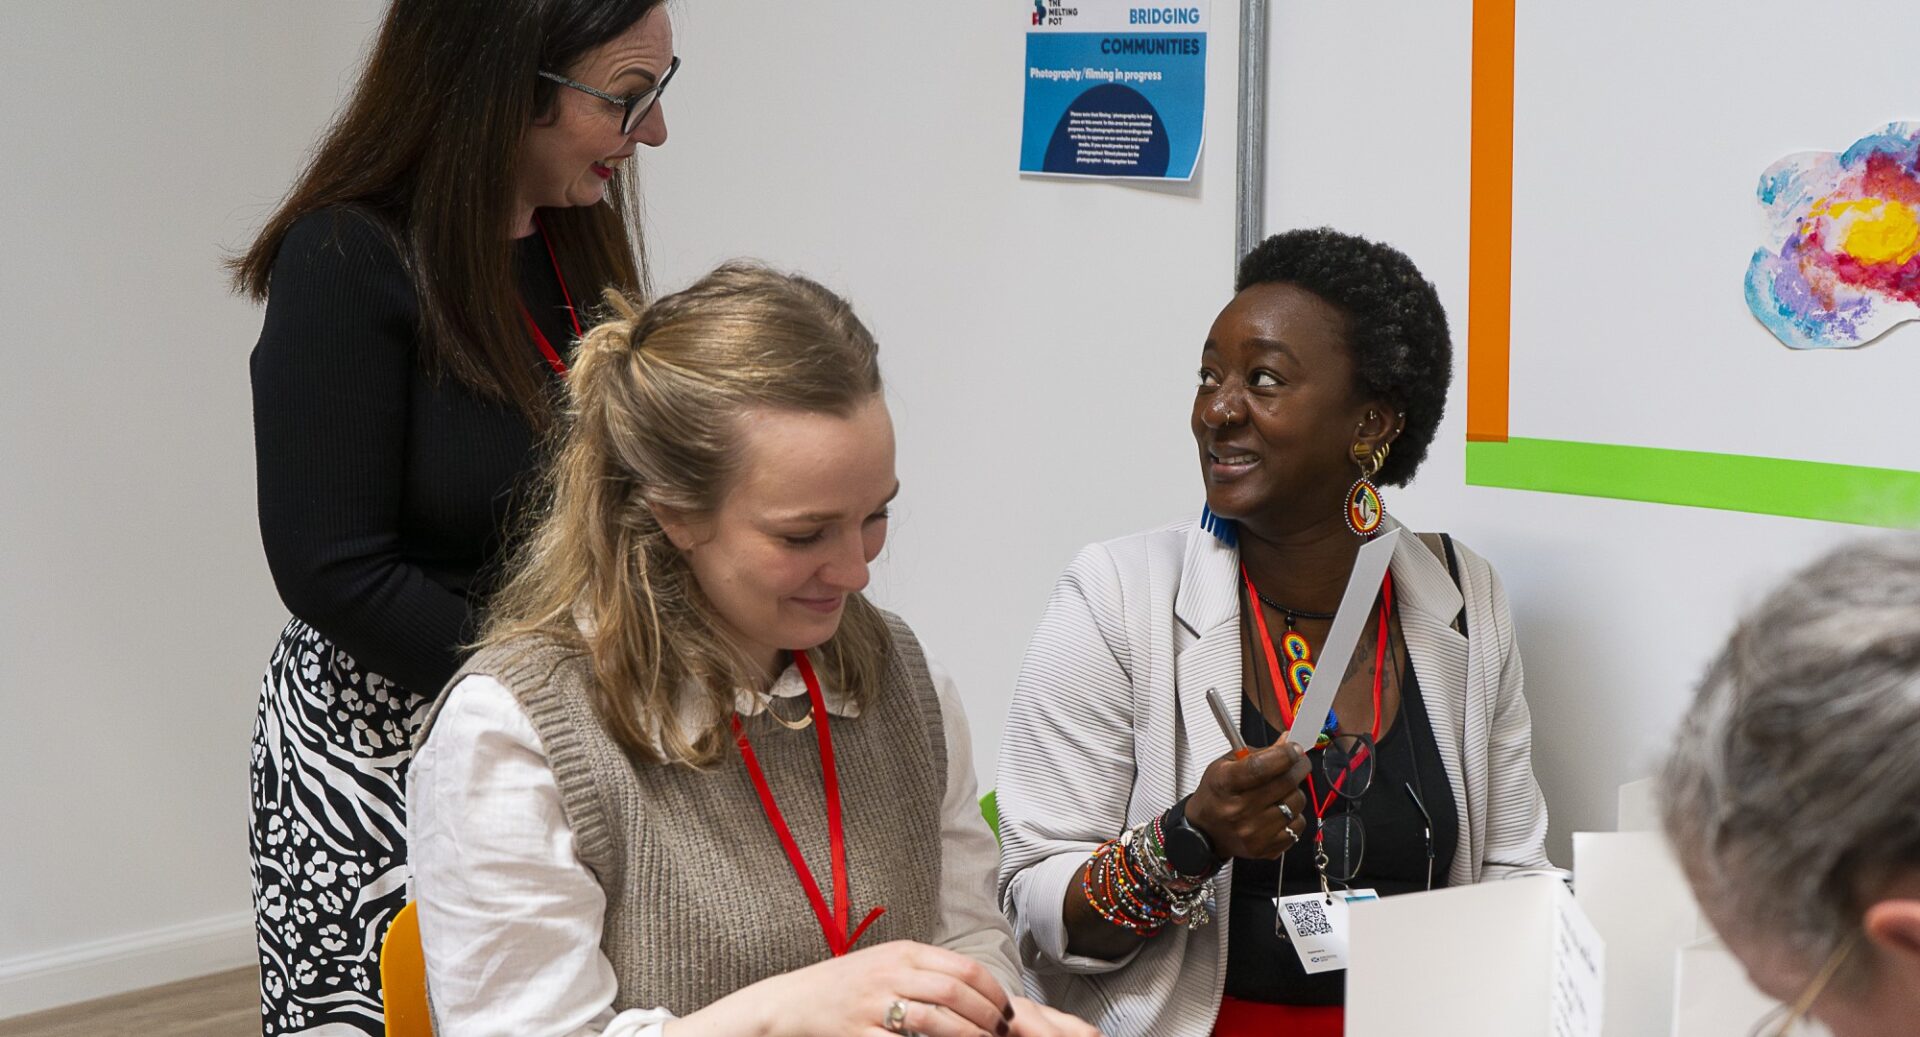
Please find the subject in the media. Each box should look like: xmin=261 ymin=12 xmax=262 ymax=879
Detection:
xmin=1345 ymin=441 xmax=1389 ymax=537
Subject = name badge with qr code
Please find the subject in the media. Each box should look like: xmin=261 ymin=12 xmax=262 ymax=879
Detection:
xmin=1276 ymin=889 xmax=1377 ymax=974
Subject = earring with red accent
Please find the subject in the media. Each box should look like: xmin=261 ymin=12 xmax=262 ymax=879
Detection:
xmin=1345 ymin=440 xmax=1389 ymax=537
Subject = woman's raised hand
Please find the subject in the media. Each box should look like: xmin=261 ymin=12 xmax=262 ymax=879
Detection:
xmin=1184 ymin=742 xmax=1311 ymax=860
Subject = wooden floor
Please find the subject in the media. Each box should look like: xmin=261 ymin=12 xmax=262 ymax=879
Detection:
xmin=0 ymin=968 xmax=258 ymax=1037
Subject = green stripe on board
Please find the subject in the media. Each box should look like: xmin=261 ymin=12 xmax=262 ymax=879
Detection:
xmin=1465 ymin=437 xmax=1920 ymax=528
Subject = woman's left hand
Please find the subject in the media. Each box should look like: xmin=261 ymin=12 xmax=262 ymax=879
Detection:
xmin=1005 ymin=995 xmax=1102 ymax=1037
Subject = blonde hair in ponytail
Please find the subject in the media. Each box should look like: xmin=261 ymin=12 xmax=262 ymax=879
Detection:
xmin=480 ymin=261 xmax=892 ymax=766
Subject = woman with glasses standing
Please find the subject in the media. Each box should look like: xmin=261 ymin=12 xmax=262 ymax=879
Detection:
xmin=229 ymin=1 xmax=677 ymax=1031
xmin=994 ymin=229 xmax=1550 ymax=1036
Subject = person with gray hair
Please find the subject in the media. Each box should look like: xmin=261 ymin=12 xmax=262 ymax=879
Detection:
xmin=1661 ymin=536 xmax=1920 ymax=1036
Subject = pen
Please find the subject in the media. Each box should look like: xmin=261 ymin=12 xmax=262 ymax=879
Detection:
xmin=1205 ymin=687 xmax=1252 ymax=759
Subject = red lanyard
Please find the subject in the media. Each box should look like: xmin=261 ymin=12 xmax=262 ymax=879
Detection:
xmin=729 ymin=651 xmax=885 ymax=957
xmin=1245 ymin=569 xmax=1394 ymax=821
xmin=1244 ymin=567 xmax=1302 ymax=730
xmin=521 ymin=216 xmax=581 ymax=375
xmin=1309 ymin=574 xmax=1390 ymax=820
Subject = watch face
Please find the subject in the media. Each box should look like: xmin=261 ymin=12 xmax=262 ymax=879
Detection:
xmin=1164 ymin=824 xmax=1216 ymax=878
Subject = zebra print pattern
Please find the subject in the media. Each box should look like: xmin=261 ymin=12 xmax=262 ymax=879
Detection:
xmin=994 ymin=518 xmax=1550 ymax=1036
xmin=249 ymin=618 xmax=426 ymax=1035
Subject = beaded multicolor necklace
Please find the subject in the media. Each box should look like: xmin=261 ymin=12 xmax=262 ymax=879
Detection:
xmin=1239 ymin=564 xmax=1396 ymax=748
xmin=1241 ymin=563 xmax=1343 ymax=743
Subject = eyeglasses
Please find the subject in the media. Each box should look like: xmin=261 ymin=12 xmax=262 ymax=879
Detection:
xmin=1314 ymin=733 xmax=1376 ymax=885
xmin=1306 ymin=740 xmax=1439 ymax=891
xmin=1276 ymin=734 xmax=1439 ymax=941
xmin=538 ymin=54 xmax=681 ymax=135
xmin=1746 ymin=933 xmax=1856 ymax=1037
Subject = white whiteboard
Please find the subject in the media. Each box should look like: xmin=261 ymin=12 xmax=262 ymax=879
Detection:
xmin=1261 ymin=0 xmax=1892 ymax=863
xmin=1508 ymin=0 xmax=1920 ymax=472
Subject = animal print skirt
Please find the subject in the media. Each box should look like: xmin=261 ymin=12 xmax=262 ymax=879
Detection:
xmin=249 ymin=618 xmax=426 ymax=1035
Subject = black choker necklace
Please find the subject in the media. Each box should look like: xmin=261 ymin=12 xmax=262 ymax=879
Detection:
xmin=1249 ymin=585 xmax=1336 ymax=622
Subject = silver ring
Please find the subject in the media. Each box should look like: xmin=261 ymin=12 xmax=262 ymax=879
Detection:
xmin=884 ymin=999 xmax=912 ymax=1035
xmin=1277 ymin=802 xmax=1296 ymax=823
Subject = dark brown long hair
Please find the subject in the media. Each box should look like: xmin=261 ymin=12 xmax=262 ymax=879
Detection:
xmin=230 ymin=0 xmax=663 ymax=426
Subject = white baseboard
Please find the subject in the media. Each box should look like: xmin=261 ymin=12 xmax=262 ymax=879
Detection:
xmin=0 ymin=911 xmax=255 ymax=1020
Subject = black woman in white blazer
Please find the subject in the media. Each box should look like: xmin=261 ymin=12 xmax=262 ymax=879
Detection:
xmin=995 ymin=228 xmax=1551 ymax=1037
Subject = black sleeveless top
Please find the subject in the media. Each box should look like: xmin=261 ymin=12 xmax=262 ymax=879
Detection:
xmin=1222 ymin=660 xmax=1460 ymax=1005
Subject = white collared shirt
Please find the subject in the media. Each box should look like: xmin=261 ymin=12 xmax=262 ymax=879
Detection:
xmin=409 ymin=660 xmax=1017 ymax=1037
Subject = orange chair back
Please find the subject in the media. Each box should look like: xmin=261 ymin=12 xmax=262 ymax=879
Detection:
xmin=380 ymin=901 xmax=434 ymax=1037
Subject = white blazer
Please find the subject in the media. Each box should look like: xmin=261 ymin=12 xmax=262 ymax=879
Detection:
xmin=994 ymin=516 xmax=1550 ymax=1036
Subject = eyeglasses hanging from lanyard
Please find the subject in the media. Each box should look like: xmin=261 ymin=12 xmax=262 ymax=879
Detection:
xmin=1309 ymin=733 xmax=1376 ymax=888
xmin=539 ymin=54 xmax=682 ymax=135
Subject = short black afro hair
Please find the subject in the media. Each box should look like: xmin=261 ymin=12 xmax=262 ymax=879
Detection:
xmin=1235 ymin=227 xmax=1451 ymax=487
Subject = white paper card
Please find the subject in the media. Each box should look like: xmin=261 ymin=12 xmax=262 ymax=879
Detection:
xmin=1551 ymin=881 xmax=1606 ymax=1037
xmin=1574 ymin=830 xmax=1705 ymax=1037
xmin=1275 ymin=888 xmax=1375 ymax=974
xmin=1284 ymin=528 xmax=1400 ymax=748
xmin=1616 ymin=777 xmax=1659 ymax=832
xmin=1349 ymin=877 xmax=1556 ymax=1036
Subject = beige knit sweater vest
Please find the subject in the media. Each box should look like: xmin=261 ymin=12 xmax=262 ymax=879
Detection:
xmin=418 ymin=611 xmax=947 ymax=1016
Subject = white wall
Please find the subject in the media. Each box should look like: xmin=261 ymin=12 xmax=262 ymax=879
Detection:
xmin=0 ymin=1 xmax=388 ymax=1017
xmin=1 ymin=0 xmax=1880 ymax=1018
xmin=643 ymin=1 xmax=1239 ymax=821
xmin=643 ymin=0 xmax=1874 ymax=866
xmin=1254 ymin=0 xmax=1880 ymax=861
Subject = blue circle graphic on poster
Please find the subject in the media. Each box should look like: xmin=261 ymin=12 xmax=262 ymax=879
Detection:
xmin=1042 ymin=83 xmax=1169 ymax=178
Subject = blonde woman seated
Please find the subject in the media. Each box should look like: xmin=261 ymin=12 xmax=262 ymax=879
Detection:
xmin=407 ymin=264 xmax=1097 ymax=1037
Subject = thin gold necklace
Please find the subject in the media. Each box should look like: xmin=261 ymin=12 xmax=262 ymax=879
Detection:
xmin=761 ymin=691 xmax=815 ymax=730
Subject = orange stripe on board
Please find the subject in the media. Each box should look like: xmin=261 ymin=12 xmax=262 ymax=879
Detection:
xmin=1467 ymin=0 xmax=1515 ymax=443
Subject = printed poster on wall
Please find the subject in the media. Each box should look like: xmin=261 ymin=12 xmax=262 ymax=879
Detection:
xmin=1021 ymin=1 xmax=1208 ymax=181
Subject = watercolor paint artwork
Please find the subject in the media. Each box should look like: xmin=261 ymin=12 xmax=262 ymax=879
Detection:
xmin=1745 ymin=121 xmax=1920 ymax=350
xmin=1466 ymin=3 xmax=1920 ymax=527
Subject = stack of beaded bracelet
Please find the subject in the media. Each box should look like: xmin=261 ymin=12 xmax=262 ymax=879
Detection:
xmin=1080 ymin=821 xmax=1215 ymax=936
xmin=1140 ymin=815 xmax=1217 ymax=897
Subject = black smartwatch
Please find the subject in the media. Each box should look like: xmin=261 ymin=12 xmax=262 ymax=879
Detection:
xmin=1160 ymin=795 xmax=1224 ymax=879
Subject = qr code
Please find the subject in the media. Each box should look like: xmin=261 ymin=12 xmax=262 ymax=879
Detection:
xmin=1283 ymin=899 xmax=1333 ymax=937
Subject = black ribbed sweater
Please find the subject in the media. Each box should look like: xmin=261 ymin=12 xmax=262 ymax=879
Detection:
xmin=250 ymin=207 xmax=578 ymax=695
